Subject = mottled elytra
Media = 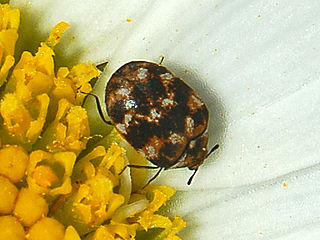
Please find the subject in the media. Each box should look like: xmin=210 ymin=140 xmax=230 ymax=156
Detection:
xmin=104 ymin=60 xmax=219 ymax=185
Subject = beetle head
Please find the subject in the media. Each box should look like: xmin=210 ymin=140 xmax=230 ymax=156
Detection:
xmin=183 ymin=134 xmax=219 ymax=185
xmin=184 ymin=134 xmax=210 ymax=170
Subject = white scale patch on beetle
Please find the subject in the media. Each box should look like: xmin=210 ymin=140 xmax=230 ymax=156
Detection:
xmin=169 ymin=132 xmax=185 ymax=145
xmin=186 ymin=116 xmax=195 ymax=134
xmin=191 ymin=94 xmax=203 ymax=107
xmin=153 ymin=138 xmax=161 ymax=147
xmin=137 ymin=68 xmax=148 ymax=79
xmin=116 ymin=123 xmax=127 ymax=134
xmin=138 ymin=149 xmax=147 ymax=158
xmin=115 ymin=88 xmax=130 ymax=96
xmin=145 ymin=145 xmax=157 ymax=159
xmin=147 ymin=108 xmax=162 ymax=123
xmin=189 ymin=139 xmax=196 ymax=149
xmin=124 ymin=99 xmax=137 ymax=110
xmin=160 ymin=72 xmax=173 ymax=79
xmin=161 ymin=98 xmax=175 ymax=107
xmin=124 ymin=114 xmax=133 ymax=127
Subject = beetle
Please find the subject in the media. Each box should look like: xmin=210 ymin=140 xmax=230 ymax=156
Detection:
xmin=87 ymin=60 xmax=219 ymax=186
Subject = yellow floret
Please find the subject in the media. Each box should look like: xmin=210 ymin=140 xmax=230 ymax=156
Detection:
xmin=138 ymin=212 xmax=172 ymax=231
xmin=0 ymin=144 xmax=28 ymax=183
xmin=88 ymin=226 xmax=114 ymax=240
xmin=87 ymin=222 xmax=138 ymax=240
xmin=155 ymin=216 xmax=187 ymax=240
xmin=74 ymin=176 xmax=114 ymax=224
xmin=0 ymin=92 xmax=49 ymax=145
xmin=144 ymin=185 xmax=176 ymax=213
xmin=6 ymin=44 xmax=55 ymax=98
xmin=0 ymin=175 xmax=18 ymax=214
xmin=0 ymin=29 xmax=17 ymax=59
xmin=135 ymin=185 xmax=183 ymax=236
xmin=52 ymin=63 xmax=99 ymax=106
xmin=0 ymin=215 xmax=25 ymax=240
xmin=0 ymin=93 xmax=32 ymax=139
xmin=32 ymin=165 xmax=59 ymax=188
xmin=0 ymin=4 xmax=19 ymax=87
xmin=105 ymin=193 xmax=125 ymax=219
xmin=0 ymin=4 xmax=20 ymax=30
xmin=64 ymin=226 xmax=81 ymax=240
xmin=46 ymin=21 xmax=69 ymax=47
xmin=99 ymin=143 xmax=126 ymax=175
xmin=104 ymin=222 xmax=138 ymax=239
xmin=13 ymin=188 xmax=49 ymax=227
xmin=26 ymin=94 xmax=50 ymax=141
xmin=0 ymin=54 xmax=14 ymax=87
xmin=72 ymin=145 xmax=107 ymax=181
xmin=73 ymin=176 xmax=125 ymax=227
xmin=27 ymin=150 xmax=76 ymax=195
xmin=28 ymin=217 xmax=65 ymax=240
xmin=37 ymin=99 xmax=90 ymax=154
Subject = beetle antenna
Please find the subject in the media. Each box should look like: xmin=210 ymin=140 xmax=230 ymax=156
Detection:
xmin=187 ymin=168 xmax=198 ymax=185
xmin=79 ymin=91 xmax=112 ymax=125
xmin=142 ymin=167 xmax=164 ymax=189
xmin=159 ymin=55 xmax=165 ymax=65
xmin=119 ymin=164 xmax=160 ymax=175
xmin=206 ymin=144 xmax=219 ymax=158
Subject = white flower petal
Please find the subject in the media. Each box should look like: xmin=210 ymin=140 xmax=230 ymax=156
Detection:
xmin=11 ymin=0 xmax=320 ymax=239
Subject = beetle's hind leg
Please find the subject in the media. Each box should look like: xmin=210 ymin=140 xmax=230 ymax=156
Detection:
xmin=119 ymin=165 xmax=164 ymax=189
xmin=119 ymin=164 xmax=160 ymax=175
xmin=142 ymin=167 xmax=164 ymax=189
xmin=187 ymin=168 xmax=198 ymax=185
xmin=79 ymin=90 xmax=112 ymax=125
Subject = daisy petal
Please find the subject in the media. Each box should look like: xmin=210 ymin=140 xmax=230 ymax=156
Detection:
xmin=10 ymin=0 xmax=320 ymax=239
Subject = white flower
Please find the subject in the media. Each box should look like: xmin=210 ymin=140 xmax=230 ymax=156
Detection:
xmin=10 ymin=0 xmax=320 ymax=239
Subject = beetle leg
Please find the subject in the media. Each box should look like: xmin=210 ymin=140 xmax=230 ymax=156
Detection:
xmin=119 ymin=164 xmax=160 ymax=175
xmin=187 ymin=168 xmax=198 ymax=185
xmin=142 ymin=167 xmax=164 ymax=189
xmin=79 ymin=91 xmax=112 ymax=125
xmin=159 ymin=55 xmax=165 ymax=65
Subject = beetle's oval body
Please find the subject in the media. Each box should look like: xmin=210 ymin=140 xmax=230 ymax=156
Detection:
xmin=105 ymin=61 xmax=209 ymax=172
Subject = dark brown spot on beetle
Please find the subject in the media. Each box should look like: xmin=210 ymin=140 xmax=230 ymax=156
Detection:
xmin=109 ymin=100 xmax=126 ymax=123
xmin=160 ymin=142 xmax=180 ymax=158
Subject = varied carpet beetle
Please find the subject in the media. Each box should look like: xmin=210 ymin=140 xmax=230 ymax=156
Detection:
xmin=105 ymin=60 xmax=219 ymax=185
